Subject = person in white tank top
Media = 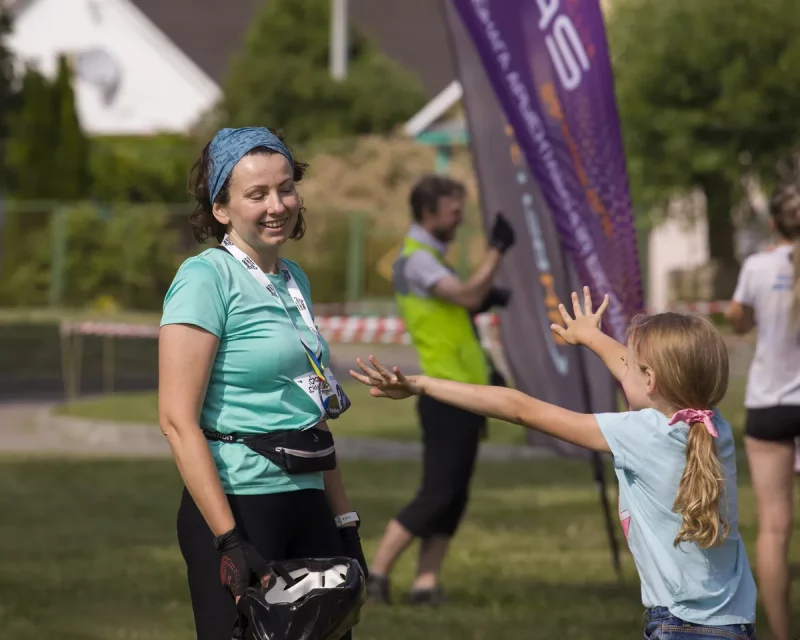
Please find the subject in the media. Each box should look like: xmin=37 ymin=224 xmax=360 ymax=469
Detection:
xmin=726 ymin=178 xmax=800 ymax=640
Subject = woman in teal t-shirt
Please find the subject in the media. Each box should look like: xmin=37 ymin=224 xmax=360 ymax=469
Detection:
xmin=159 ymin=127 xmax=366 ymax=640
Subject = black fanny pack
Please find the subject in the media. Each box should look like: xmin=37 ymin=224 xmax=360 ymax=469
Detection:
xmin=202 ymin=427 xmax=336 ymax=475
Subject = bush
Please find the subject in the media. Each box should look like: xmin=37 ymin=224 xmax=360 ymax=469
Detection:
xmin=0 ymin=205 xmax=185 ymax=310
xmin=89 ymin=135 xmax=200 ymax=203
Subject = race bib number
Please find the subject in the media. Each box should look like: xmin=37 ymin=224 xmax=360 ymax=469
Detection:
xmin=294 ymin=368 xmax=351 ymax=419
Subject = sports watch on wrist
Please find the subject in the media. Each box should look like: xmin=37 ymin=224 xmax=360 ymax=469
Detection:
xmin=334 ymin=511 xmax=360 ymax=529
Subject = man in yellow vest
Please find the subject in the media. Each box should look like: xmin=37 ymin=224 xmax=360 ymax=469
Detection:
xmin=366 ymin=174 xmax=515 ymax=606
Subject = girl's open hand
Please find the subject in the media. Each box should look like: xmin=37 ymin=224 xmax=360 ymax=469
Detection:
xmin=550 ymin=286 xmax=609 ymax=346
xmin=349 ymin=356 xmax=422 ymax=400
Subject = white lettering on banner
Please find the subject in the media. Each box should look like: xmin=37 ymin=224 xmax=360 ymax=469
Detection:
xmin=507 ymin=125 xmax=569 ymax=376
xmin=535 ymin=0 xmax=592 ymax=92
xmin=536 ymin=0 xmax=559 ymax=30
xmin=545 ymin=16 xmax=590 ymax=92
xmin=466 ymin=0 xmax=628 ymax=342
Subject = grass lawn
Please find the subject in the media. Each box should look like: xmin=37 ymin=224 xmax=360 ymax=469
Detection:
xmin=0 ymin=454 xmax=792 ymax=640
xmin=54 ymin=382 xmax=529 ymax=446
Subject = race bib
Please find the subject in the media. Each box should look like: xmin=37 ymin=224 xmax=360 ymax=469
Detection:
xmin=294 ymin=368 xmax=351 ymax=420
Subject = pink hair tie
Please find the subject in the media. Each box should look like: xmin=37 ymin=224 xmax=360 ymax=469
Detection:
xmin=668 ymin=409 xmax=718 ymax=438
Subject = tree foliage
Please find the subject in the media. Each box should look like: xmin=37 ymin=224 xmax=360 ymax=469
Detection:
xmin=609 ymin=0 xmax=800 ymax=268
xmin=221 ymin=0 xmax=427 ymax=142
xmin=0 ymin=7 xmax=16 ymax=180
xmin=5 ymin=56 xmax=90 ymax=200
xmin=53 ymin=56 xmax=90 ymax=200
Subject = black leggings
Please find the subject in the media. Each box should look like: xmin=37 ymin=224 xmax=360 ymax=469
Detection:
xmin=396 ymin=395 xmax=485 ymax=538
xmin=177 ymin=487 xmax=350 ymax=640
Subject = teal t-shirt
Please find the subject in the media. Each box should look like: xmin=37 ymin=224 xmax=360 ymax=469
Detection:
xmin=160 ymin=247 xmax=330 ymax=495
xmin=595 ymin=408 xmax=757 ymax=625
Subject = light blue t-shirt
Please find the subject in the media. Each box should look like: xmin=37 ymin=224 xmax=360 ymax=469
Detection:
xmin=160 ymin=248 xmax=330 ymax=495
xmin=595 ymin=408 xmax=757 ymax=625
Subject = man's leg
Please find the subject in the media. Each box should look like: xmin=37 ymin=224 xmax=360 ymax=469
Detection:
xmin=366 ymin=396 xmax=438 ymax=604
xmin=413 ymin=535 xmax=450 ymax=591
xmin=408 ymin=398 xmax=483 ymax=601
xmin=369 ymin=519 xmax=415 ymax=578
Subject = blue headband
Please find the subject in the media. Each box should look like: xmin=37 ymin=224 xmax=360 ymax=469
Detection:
xmin=207 ymin=127 xmax=295 ymax=204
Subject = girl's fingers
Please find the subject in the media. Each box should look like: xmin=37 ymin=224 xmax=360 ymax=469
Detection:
xmin=583 ymin=286 xmax=593 ymax=315
xmin=596 ymin=294 xmax=610 ymax=317
xmin=571 ymin=291 xmax=583 ymax=318
xmin=369 ymin=355 xmax=396 ymax=381
xmin=355 ymin=358 xmax=384 ymax=383
xmin=550 ymin=324 xmax=567 ymax=339
xmin=557 ymin=303 xmax=573 ymax=326
xmin=349 ymin=370 xmax=377 ymax=386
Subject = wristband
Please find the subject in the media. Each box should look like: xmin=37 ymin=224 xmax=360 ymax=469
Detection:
xmin=334 ymin=511 xmax=360 ymax=529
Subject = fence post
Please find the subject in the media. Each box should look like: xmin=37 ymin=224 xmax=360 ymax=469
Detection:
xmin=346 ymin=213 xmax=365 ymax=302
xmin=49 ymin=206 xmax=67 ymax=309
xmin=102 ymin=335 xmax=115 ymax=394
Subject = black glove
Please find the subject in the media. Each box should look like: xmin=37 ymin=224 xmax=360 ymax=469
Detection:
xmin=214 ymin=528 xmax=272 ymax=599
xmin=474 ymin=287 xmax=511 ymax=314
xmin=489 ymin=212 xmax=515 ymax=254
xmin=338 ymin=525 xmax=368 ymax=579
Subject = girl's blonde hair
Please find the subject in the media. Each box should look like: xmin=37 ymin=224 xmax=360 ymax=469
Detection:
xmin=627 ymin=313 xmax=730 ymax=549
xmin=769 ymin=180 xmax=800 ymax=328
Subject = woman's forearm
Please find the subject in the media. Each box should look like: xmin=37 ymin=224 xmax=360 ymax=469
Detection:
xmin=162 ymin=421 xmax=236 ymax=536
xmin=319 ymin=422 xmax=355 ymax=519
xmin=323 ymin=465 xmax=354 ymax=519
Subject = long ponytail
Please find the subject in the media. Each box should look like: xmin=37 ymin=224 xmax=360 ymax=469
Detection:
xmin=672 ymin=421 xmax=729 ymax=549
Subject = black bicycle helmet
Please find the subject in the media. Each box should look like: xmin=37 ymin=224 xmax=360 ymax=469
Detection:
xmin=233 ymin=557 xmax=366 ymax=640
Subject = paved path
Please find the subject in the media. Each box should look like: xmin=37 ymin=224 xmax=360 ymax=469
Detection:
xmin=0 ymin=402 xmax=553 ymax=461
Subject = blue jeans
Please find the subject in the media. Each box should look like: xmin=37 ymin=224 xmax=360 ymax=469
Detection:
xmin=644 ymin=607 xmax=757 ymax=639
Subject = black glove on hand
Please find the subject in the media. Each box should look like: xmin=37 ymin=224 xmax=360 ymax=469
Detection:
xmin=215 ymin=528 xmax=272 ymax=599
xmin=474 ymin=287 xmax=511 ymax=314
xmin=338 ymin=525 xmax=368 ymax=579
xmin=489 ymin=212 xmax=515 ymax=254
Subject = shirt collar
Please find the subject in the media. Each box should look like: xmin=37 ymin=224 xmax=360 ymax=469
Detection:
xmin=408 ymin=223 xmax=449 ymax=256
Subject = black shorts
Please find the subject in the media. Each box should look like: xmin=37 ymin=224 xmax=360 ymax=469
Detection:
xmin=395 ymin=395 xmax=486 ymax=538
xmin=745 ymin=405 xmax=800 ymax=442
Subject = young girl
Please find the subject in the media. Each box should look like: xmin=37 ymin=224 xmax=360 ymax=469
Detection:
xmin=350 ymin=286 xmax=758 ymax=639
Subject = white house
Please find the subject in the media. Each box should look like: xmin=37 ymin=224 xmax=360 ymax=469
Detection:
xmin=6 ymin=0 xmax=220 ymax=135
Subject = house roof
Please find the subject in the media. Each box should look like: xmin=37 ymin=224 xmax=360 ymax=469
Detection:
xmin=128 ymin=0 xmax=256 ymax=91
xmin=128 ymin=0 xmax=456 ymax=98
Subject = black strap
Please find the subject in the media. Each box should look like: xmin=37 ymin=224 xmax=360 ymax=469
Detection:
xmin=201 ymin=428 xmax=244 ymax=443
xmin=271 ymin=562 xmax=298 ymax=588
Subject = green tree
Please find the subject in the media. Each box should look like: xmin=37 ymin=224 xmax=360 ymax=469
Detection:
xmin=0 ymin=8 xmax=17 ymax=185
xmin=5 ymin=66 xmax=59 ymax=199
xmin=609 ymin=0 xmax=800 ymax=291
xmin=221 ymin=0 xmax=426 ymax=142
xmin=52 ymin=55 xmax=90 ymax=199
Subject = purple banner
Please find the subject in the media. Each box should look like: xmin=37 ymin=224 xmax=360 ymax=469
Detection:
xmin=450 ymin=0 xmax=644 ymax=341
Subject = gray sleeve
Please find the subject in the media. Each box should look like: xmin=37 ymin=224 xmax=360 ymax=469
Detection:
xmin=403 ymin=251 xmax=454 ymax=295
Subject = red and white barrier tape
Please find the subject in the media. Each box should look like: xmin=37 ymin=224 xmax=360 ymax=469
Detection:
xmin=58 ymin=313 xmax=501 ymax=346
xmin=58 ymin=302 xmax=728 ymax=344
